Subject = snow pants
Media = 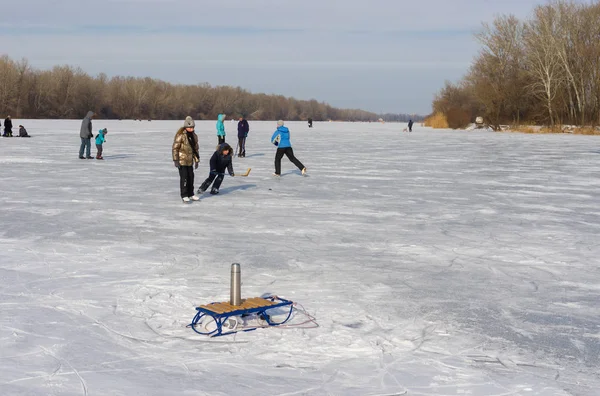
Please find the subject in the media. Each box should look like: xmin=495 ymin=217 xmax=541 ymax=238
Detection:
xmin=274 ymin=147 xmax=304 ymax=175
xmin=178 ymin=166 xmax=195 ymax=198
xmin=199 ymin=173 xmax=224 ymax=192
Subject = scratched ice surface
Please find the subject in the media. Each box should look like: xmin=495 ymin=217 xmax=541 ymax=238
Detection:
xmin=1 ymin=120 xmax=599 ymax=395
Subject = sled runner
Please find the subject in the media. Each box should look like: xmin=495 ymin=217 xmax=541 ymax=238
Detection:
xmin=190 ymin=295 xmax=294 ymax=337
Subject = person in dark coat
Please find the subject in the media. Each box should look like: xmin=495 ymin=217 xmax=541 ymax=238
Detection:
xmin=18 ymin=125 xmax=30 ymax=137
xmin=197 ymin=143 xmax=234 ymax=195
xmin=79 ymin=111 xmax=95 ymax=159
xmin=408 ymin=119 xmax=413 ymax=132
xmin=308 ymin=118 xmax=313 ymax=128
xmin=4 ymin=116 xmax=13 ymax=137
xmin=237 ymin=117 xmax=249 ymax=157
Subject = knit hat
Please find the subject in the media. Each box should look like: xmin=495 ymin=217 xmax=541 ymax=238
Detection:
xmin=277 ymin=120 xmax=284 ymax=126
xmin=184 ymin=116 xmax=195 ymax=128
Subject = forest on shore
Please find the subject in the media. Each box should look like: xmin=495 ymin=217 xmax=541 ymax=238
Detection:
xmin=0 ymin=55 xmax=418 ymax=122
xmin=427 ymin=0 xmax=600 ymax=132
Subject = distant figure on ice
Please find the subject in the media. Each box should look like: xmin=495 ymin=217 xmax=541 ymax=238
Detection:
xmin=408 ymin=119 xmax=413 ymax=132
xmin=216 ymin=113 xmax=226 ymax=144
xmin=79 ymin=111 xmax=95 ymax=159
xmin=4 ymin=115 xmax=13 ymax=137
xmin=95 ymin=128 xmax=107 ymax=160
xmin=198 ymin=143 xmax=234 ymax=195
xmin=271 ymin=120 xmax=306 ymax=177
xmin=308 ymin=118 xmax=313 ymax=128
xmin=237 ymin=116 xmax=249 ymax=157
xmin=18 ymin=125 xmax=30 ymax=137
xmin=173 ymin=116 xmax=200 ymax=203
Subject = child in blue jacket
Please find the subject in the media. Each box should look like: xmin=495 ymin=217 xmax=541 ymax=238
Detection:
xmin=95 ymin=128 xmax=107 ymax=160
xmin=216 ymin=114 xmax=226 ymax=144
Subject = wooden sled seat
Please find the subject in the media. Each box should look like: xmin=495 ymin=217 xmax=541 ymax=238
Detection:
xmin=199 ymin=297 xmax=277 ymax=315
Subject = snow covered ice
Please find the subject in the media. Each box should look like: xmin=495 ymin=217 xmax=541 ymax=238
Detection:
xmin=1 ymin=120 xmax=599 ymax=395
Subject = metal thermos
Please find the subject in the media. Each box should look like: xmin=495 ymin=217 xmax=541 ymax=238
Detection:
xmin=230 ymin=263 xmax=241 ymax=306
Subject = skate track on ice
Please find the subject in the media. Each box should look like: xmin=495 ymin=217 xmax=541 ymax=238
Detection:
xmin=0 ymin=120 xmax=599 ymax=395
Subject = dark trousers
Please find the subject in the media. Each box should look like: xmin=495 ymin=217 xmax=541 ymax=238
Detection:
xmin=237 ymin=137 xmax=246 ymax=156
xmin=178 ymin=166 xmax=195 ymax=198
xmin=199 ymin=173 xmax=224 ymax=192
xmin=218 ymin=136 xmax=225 ymax=144
xmin=79 ymin=138 xmax=91 ymax=157
xmin=3 ymin=128 xmax=12 ymax=137
xmin=96 ymin=144 xmax=103 ymax=158
xmin=274 ymin=147 xmax=305 ymax=175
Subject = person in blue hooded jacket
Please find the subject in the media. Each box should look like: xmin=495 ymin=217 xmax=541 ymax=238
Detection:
xmin=271 ymin=120 xmax=306 ymax=176
xmin=216 ymin=113 xmax=226 ymax=144
xmin=95 ymin=128 xmax=107 ymax=159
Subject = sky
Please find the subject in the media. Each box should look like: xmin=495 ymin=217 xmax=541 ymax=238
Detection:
xmin=0 ymin=0 xmax=553 ymax=114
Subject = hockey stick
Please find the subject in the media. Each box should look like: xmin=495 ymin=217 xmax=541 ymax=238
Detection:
xmin=211 ymin=168 xmax=251 ymax=177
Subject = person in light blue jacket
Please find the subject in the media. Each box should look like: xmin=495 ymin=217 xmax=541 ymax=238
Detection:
xmin=271 ymin=120 xmax=306 ymax=176
xmin=95 ymin=128 xmax=107 ymax=160
xmin=216 ymin=113 xmax=226 ymax=144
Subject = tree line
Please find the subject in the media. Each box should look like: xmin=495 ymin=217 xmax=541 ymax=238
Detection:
xmin=430 ymin=0 xmax=600 ymax=130
xmin=0 ymin=55 xmax=418 ymax=122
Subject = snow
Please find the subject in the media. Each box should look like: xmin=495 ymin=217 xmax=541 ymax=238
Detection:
xmin=1 ymin=120 xmax=599 ymax=395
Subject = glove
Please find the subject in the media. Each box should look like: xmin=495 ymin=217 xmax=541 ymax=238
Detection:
xmin=230 ymin=172 xmax=234 ymax=177
xmin=195 ymin=162 xmax=199 ymax=169
xmin=91 ymin=134 xmax=94 ymax=138
xmin=173 ymin=160 xmax=180 ymax=168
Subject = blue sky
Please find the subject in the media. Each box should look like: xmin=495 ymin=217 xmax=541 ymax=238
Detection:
xmin=0 ymin=0 xmax=553 ymax=114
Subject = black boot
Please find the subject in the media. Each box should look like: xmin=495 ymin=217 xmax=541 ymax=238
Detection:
xmin=210 ymin=188 xmax=219 ymax=195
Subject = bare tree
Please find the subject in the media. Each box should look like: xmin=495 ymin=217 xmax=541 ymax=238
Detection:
xmin=0 ymin=56 xmax=18 ymax=115
xmin=523 ymin=5 xmax=566 ymax=126
xmin=0 ymin=55 xmax=382 ymax=121
xmin=469 ymin=15 xmax=528 ymax=128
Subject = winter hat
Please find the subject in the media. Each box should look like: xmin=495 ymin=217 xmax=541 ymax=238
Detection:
xmin=184 ymin=116 xmax=195 ymax=128
xmin=277 ymin=120 xmax=284 ymax=126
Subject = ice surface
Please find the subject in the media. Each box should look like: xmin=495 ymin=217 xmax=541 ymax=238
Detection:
xmin=1 ymin=120 xmax=599 ymax=395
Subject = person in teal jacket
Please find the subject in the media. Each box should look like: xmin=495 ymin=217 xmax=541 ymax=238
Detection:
xmin=271 ymin=120 xmax=306 ymax=176
xmin=95 ymin=128 xmax=107 ymax=160
xmin=216 ymin=113 xmax=226 ymax=144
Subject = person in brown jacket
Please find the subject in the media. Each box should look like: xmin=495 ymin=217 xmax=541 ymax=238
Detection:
xmin=172 ymin=116 xmax=200 ymax=203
